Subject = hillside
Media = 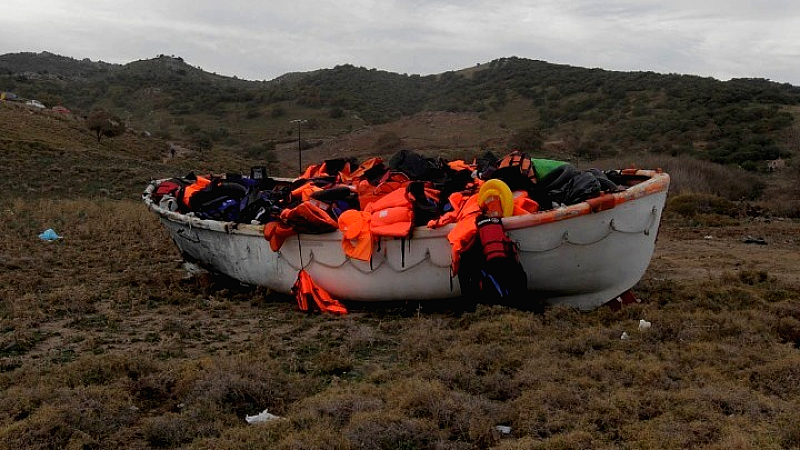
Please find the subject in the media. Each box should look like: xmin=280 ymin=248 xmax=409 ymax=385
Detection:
xmin=1 ymin=52 xmax=799 ymax=176
xmin=0 ymin=51 xmax=115 ymax=80
xmin=0 ymin=101 xmax=258 ymax=199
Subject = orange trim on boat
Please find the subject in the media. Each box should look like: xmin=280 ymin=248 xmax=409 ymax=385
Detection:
xmin=503 ymin=171 xmax=670 ymax=231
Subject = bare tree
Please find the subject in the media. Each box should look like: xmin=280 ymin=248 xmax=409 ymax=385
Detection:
xmin=86 ymin=110 xmax=125 ymax=142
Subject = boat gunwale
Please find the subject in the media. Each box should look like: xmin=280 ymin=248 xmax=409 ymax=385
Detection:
xmin=143 ymin=170 xmax=670 ymax=239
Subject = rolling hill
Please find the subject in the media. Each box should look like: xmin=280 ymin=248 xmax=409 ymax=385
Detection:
xmin=1 ymin=52 xmax=798 ymax=176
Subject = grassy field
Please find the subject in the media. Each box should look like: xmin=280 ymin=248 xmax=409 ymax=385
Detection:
xmin=2 ymin=199 xmax=800 ymax=449
xmin=2 ymin=102 xmax=800 ymax=449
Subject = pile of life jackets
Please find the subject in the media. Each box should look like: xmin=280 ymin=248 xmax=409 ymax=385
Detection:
xmin=150 ymin=149 xmax=622 ymax=313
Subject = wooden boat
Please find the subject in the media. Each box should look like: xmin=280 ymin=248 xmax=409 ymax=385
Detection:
xmin=143 ymin=169 xmax=669 ymax=310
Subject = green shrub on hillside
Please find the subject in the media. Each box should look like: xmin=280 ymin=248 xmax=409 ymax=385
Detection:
xmin=667 ymin=193 xmax=740 ymax=217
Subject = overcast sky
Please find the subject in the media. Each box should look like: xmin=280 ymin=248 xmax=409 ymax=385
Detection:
xmin=2 ymin=0 xmax=798 ymax=85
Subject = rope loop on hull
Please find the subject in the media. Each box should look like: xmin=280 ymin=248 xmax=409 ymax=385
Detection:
xmin=278 ymin=247 xmax=451 ymax=273
xmin=516 ymin=207 xmax=659 ymax=253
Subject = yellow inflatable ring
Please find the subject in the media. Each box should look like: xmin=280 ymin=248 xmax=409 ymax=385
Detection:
xmin=477 ymin=179 xmax=514 ymax=218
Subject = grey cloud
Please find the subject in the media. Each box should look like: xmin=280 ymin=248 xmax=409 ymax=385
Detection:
xmin=0 ymin=0 xmax=798 ymax=84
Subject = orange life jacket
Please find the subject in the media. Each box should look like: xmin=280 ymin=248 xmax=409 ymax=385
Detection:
xmin=355 ymin=171 xmax=410 ymax=210
xmin=498 ymin=150 xmax=538 ymax=184
xmin=300 ymin=163 xmax=323 ymax=180
xmin=181 ymin=175 xmax=211 ymax=208
xmin=338 ymin=210 xmax=373 ymax=261
xmin=427 ymin=191 xmax=474 ymax=228
xmin=337 ymin=162 xmax=352 ymax=182
xmin=339 ymin=157 xmax=384 ymax=184
xmin=290 ymin=181 xmax=324 ymax=203
xmin=263 ymin=221 xmax=296 ymax=252
xmin=428 ymin=190 xmax=538 ymax=273
xmin=293 ymin=269 xmax=347 ymax=314
xmin=448 ymin=159 xmax=475 ymax=172
xmin=511 ymin=191 xmax=540 ymax=215
xmin=263 ymin=201 xmax=339 ymax=251
xmin=281 ymin=201 xmax=339 ymax=233
xmin=337 ymin=187 xmax=419 ymax=260
xmin=300 ymin=161 xmax=353 ymax=182
xmin=364 ymin=187 xmax=413 ymax=237
xmin=426 ymin=191 xmax=482 ymax=274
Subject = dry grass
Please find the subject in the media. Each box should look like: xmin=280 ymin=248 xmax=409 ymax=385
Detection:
xmin=588 ymin=154 xmax=766 ymax=200
xmin=2 ymin=196 xmax=800 ymax=449
xmin=591 ymin=153 xmax=800 ymax=219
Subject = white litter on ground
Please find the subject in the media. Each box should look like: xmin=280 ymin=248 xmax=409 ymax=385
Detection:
xmin=495 ymin=425 xmax=512 ymax=435
xmin=181 ymin=261 xmax=207 ymax=278
xmin=245 ymin=409 xmax=281 ymax=424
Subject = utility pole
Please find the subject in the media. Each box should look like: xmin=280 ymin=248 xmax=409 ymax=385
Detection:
xmin=290 ymin=119 xmax=307 ymax=173
xmin=289 ymin=119 xmax=308 ymax=268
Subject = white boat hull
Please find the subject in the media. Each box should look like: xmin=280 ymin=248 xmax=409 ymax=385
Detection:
xmin=145 ymin=171 xmax=669 ymax=310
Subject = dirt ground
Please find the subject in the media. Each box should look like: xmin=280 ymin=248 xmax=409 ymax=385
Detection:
xmin=649 ymin=218 xmax=800 ymax=286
